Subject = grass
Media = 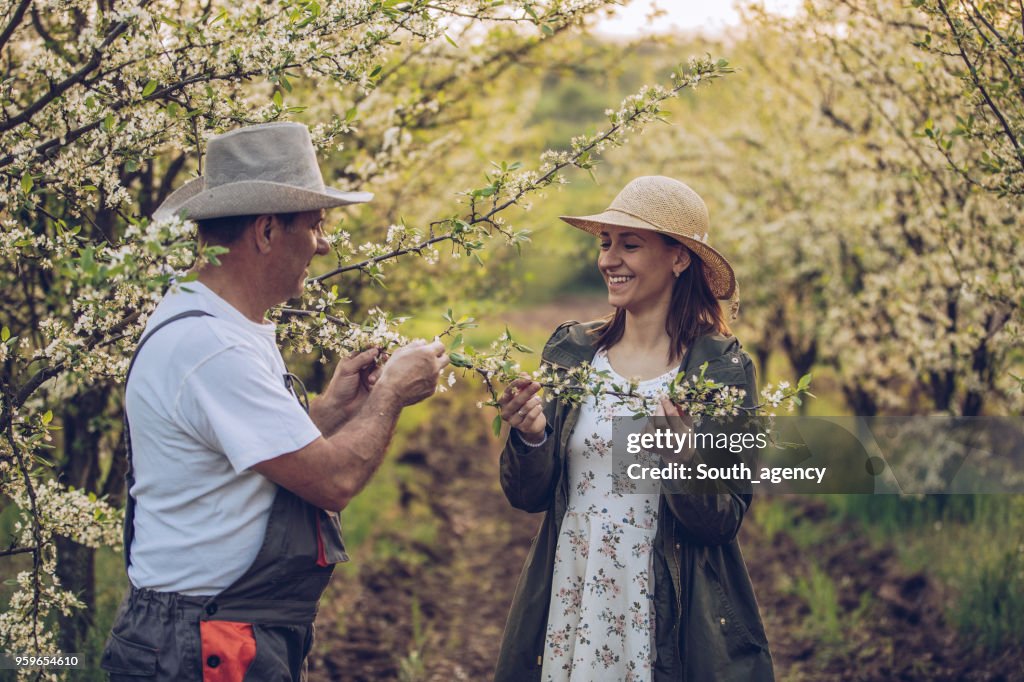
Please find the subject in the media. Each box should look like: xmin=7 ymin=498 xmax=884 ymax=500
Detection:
xmin=790 ymin=562 xmax=843 ymax=648
xmin=951 ymin=545 xmax=1024 ymax=651
xmin=750 ymin=497 xmax=789 ymax=543
xmin=833 ymin=494 xmax=1024 ymax=652
xmin=755 ymin=493 xmax=1024 ymax=662
xmin=397 ymin=595 xmax=429 ymax=682
xmin=79 ymin=548 xmax=129 ymax=681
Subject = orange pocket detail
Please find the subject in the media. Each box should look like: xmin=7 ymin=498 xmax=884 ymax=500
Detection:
xmin=199 ymin=620 xmax=256 ymax=682
xmin=315 ymin=512 xmax=328 ymax=567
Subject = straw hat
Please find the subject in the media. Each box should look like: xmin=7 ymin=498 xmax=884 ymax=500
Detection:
xmin=560 ymin=176 xmax=736 ymax=301
xmin=153 ymin=122 xmax=373 ymax=222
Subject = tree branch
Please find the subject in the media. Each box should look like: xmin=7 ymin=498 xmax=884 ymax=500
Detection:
xmin=0 ymin=0 xmax=31 ymax=52
xmin=0 ymin=545 xmax=36 ymax=558
xmin=965 ymin=0 xmax=1018 ymax=57
xmin=312 ymin=68 xmax=717 ymax=283
xmin=937 ymin=0 xmax=1024 ymax=168
xmin=0 ymin=14 xmax=134 ymax=133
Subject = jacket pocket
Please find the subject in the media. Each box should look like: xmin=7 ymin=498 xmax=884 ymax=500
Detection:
xmin=703 ymin=560 xmax=767 ymax=654
xmin=100 ymin=632 xmax=158 ymax=677
xmin=242 ymin=624 xmax=308 ymax=681
xmin=702 ymin=361 xmax=747 ymax=387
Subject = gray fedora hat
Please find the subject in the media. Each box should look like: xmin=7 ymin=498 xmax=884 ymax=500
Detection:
xmin=153 ymin=122 xmax=373 ymax=222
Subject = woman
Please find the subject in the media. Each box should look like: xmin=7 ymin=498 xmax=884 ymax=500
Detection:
xmin=494 ymin=176 xmax=774 ymax=682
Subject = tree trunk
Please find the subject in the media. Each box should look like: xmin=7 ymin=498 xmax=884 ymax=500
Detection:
xmin=55 ymin=536 xmax=95 ymax=654
xmin=56 ymin=384 xmax=109 ymax=654
xmin=782 ymin=333 xmax=817 ymax=416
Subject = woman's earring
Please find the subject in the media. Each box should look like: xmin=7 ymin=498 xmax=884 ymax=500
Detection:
xmin=673 ymin=270 xmax=680 ymax=278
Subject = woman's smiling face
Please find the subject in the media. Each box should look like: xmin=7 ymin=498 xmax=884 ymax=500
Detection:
xmin=598 ymin=226 xmax=688 ymax=313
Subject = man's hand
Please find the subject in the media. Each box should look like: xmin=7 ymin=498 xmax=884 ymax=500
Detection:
xmin=376 ymin=340 xmax=450 ymax=406
xmin=309 ymin=348 xmax=381 ymax=435
xmin=330 ymin=347 xmax=381 ymax=415
xmin=257 ymin=341 xmax=448 ymax=511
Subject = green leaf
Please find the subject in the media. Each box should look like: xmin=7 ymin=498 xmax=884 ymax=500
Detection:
xmin=448 ymin=352 xmax=472 ymax=368
xmin=273 ymin=90 xmax=284 ymax=108
xmin=444 ymin=33 xmax=458 ymax=48
xmin=42 ymin=410 xmax=53 ymax=425
xmin=492 ymin=414 xmax=503 ymax=437
xmin=142 ymin=79 xmax=158 ymax=98
xmin=20 ymin=172 xmax=32 ymax=194
xmin=1 ymin=326 xmax=9 ymax=342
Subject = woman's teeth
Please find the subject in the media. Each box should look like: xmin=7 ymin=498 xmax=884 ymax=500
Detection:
xmin=608 ymin=276 xmax=633 ymax=284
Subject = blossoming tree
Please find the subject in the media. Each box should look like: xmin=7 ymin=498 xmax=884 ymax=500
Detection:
xmin=618 ymin=0 xmax=1022 ymax=418
xmin=0 ymin=0 xmax=767 ymax=671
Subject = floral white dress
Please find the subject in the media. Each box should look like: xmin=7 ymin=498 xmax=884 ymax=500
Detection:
xmin=541 ymin=350 xmax=674 ymax=682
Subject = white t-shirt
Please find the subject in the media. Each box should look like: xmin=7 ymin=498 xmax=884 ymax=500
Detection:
xmin=125 ymin=282 xmax=322 ymax=595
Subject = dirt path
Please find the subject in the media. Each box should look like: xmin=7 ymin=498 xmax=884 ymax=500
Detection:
xmin=306 ymin=394 xmax=533 ymax=682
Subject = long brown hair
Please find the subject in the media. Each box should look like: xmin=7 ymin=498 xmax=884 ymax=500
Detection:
xmin=591 ymin=237 xmax=731 ymax=363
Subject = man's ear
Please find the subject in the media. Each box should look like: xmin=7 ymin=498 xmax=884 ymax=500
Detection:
xmin=673 ymin=246 xmax=692 ymax=277
xmin=251 ymin=215 xmax=275 ymax=254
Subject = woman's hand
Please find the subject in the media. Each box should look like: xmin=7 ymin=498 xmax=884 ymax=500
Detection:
xmin=499 ymin=377 xmax=546 ymax=442
xmin=655 ymin=397 xmax=692 ymax=421
xmin=647 ymin=397 xmax=696 ymax=464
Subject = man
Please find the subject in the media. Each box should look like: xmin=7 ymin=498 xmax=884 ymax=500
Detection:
xmin=101 ymin=122 xmax=448 ymax=680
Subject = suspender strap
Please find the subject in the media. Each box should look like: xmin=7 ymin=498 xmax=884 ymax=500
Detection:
xmin=124 ymin=310 xmax=214 ymax=384
xmin=122 ymin=310 xmax=213 ymax=571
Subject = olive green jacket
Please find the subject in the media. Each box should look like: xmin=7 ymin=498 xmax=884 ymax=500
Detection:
xmin=494 ymin=321 xmax=775 ymax=682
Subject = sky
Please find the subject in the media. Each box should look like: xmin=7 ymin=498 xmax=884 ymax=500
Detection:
xmin=594 ymin=0 xmax=803 ymax=37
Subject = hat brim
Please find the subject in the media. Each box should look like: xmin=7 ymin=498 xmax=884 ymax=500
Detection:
xmin=153 ymin=177 xmax=373 ymax=223
xmin=560 ymin=209 xmax=736 ymax=300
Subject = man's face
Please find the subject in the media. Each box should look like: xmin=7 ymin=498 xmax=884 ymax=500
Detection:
xmin=275 ymin=209 xmax=328 ymax=301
